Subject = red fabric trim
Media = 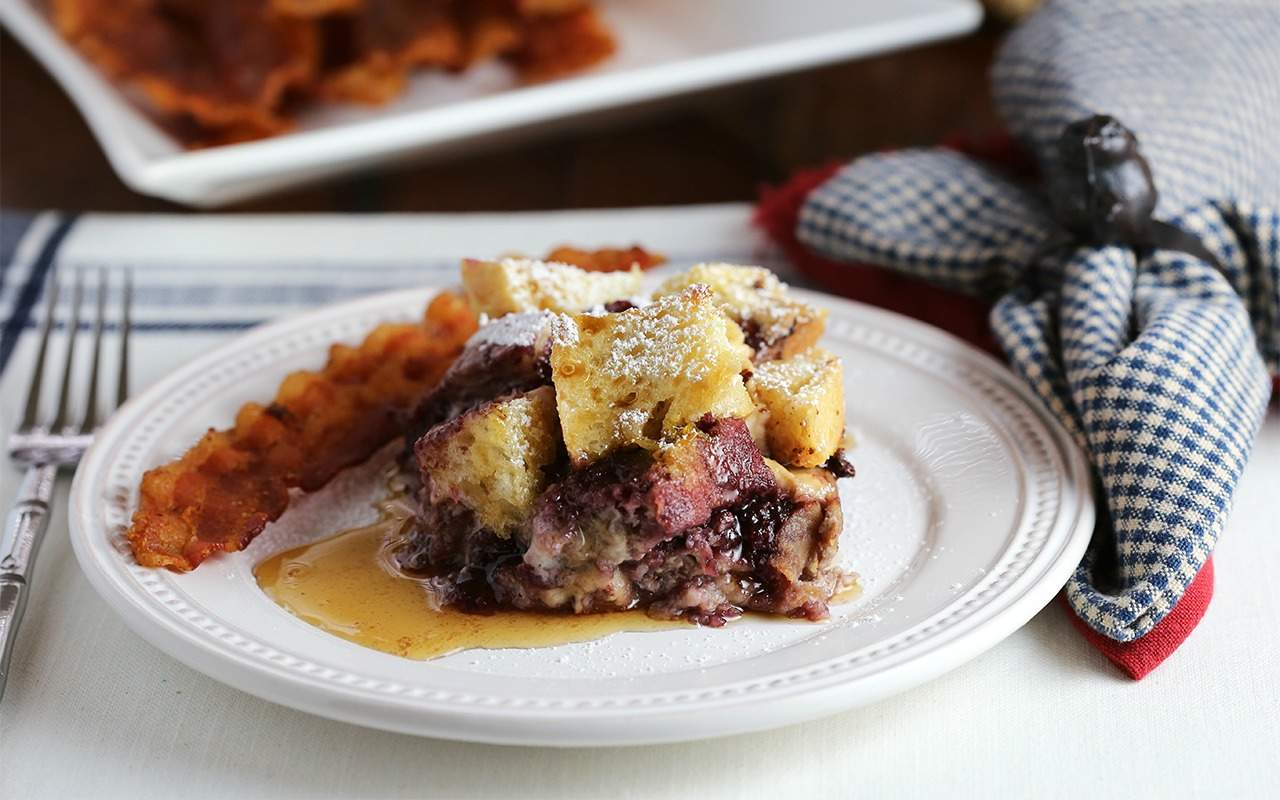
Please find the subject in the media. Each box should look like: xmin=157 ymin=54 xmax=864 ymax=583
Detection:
xmin=939 ymin=130 xmax=1041 ymax=178
xmin=1063 ymin=558 xmax=1214 ymax=680
xmin=754 ymin=137 xmax=1219 ymax=680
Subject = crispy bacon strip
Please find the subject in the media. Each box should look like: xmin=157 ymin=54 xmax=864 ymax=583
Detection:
xmin=506 ymin=5 xmax=614 ymax=82
xmin=49 ymin=0 xmax=616 ymax=146
xmin=318 ymin=0 xmax=464 ymax=104
xmin=53 ymin=0 xmax=318 ymax=140
xmin=513 ymin=0 xmax=590 ymax=16
xmin=543 ymin=245 xmax=666 ymax=272
xmin=451 ymin=0 xmax=523 ymax=65
xmin=271 ymin=0 xmax=365 ymax=16
xmin=127 ymin=292 xmax=477 ymax=571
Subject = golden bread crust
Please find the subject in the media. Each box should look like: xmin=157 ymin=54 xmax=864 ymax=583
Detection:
xmin=416 ymin=386 xmax=561 ymax=534
xmin=748 ymin=346 xmax=845 ymax=468
xmin=550 ymin=286 xmax=755 ymax=464
xmin=656 ymin=263 xmax=828 ymax=360
xmin=461 ymin=258 xmax=643 ymax=317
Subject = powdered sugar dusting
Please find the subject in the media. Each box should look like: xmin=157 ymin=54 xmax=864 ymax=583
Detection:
xmin=549 ymin=314 xmax=579 ymax=346
xmin=469 ymin=311 xmax=558 ymax=349
xmin=498 ymin=258 xmax=642 ymax=314
xmin=598 ymin=286 xmax=720 ymax=383
xmin=751 ymin=351 xmax=836 ymax=408
xmin=614 ymin=408 xmax=649 ymax=441
xmin=463 ymin=309 xmax=578 ymax=358
xmin=657 ymin=263 xmax=820 ymax=350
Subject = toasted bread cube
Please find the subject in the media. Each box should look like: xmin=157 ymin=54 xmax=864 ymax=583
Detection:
xmin=550 ymin=286 xmax=755 ymax=464
xmin=415 ymin=386 xmax=561 ymax=535
xmin=462 ymin=258 xmax=643 ymax=317
xmin=656 ymin=263 xmax=828 ymax=360
xmin=748 ymin=347 xmax=844 ymax=468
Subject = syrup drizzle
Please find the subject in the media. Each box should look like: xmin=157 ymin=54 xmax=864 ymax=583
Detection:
xmin=254 ymin=500 xmax=680 ymax=661
xmin=255 ymin=489 xmax=858 ymax=661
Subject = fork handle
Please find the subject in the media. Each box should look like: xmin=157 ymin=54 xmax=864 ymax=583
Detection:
xmin=0 ymin=463 xmax=56 ymax=700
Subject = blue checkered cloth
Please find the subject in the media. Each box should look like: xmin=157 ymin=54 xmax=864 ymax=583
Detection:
xmin=797 ymin=0 xmax=1278 ymax=642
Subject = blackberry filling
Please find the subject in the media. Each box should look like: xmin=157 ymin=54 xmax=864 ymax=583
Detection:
xmin=400 ymin=416 xmax=846 ymax=623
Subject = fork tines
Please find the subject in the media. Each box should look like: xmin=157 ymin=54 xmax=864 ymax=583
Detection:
xmin=15 ymin=269 xmax=132 ymax=453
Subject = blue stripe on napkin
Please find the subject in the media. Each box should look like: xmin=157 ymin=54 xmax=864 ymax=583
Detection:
xmin=0 ymin=214 xmax=78 ymax=374
xmin=0 ymin=212 xmax=37 ymax=282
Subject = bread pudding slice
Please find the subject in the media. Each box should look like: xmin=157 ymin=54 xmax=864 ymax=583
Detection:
xmin=748 ymin=347 xmax=845 ymax=468
xmin=462 ymin=257 xmax=643 ymax=317
xmin=403 ymin=416 xmax=845 ymax=622
xmin=409 ymin=310 xmax=567 ymax=437
xmin=655 ymin=263 xmax=828 ymax=360
xmin=550 ymin=286 xmax=755 ymax=465
xmin=399 ymin=259 xmax=855 ymax=624
xmin=414 ymin=386 xmax=561 ymax=536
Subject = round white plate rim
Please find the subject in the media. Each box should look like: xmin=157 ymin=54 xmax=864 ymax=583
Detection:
xmin=69 ymin=286 xmax=1094 ymax=746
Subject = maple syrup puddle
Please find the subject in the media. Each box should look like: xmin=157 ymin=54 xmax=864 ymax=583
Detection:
xmin=255 ymin=496 xmax=861 ymax=661
xmin=254 ymin=502 xmax=681 ymax=660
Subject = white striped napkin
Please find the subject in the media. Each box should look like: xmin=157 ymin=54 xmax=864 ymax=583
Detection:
xmin=0 ymin=206 xmax=791 ymax=389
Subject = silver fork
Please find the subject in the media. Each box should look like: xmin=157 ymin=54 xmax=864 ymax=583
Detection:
xmin=1 ymin=269 xmax=130 ymax=700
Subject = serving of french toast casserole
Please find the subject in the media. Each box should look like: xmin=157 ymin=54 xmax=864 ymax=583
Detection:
xmin=400 ymin=259 xmax=856 ymax=625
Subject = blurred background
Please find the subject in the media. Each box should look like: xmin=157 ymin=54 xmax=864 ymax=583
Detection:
xmin=0 ymin=4 xmax=1020 ymax=213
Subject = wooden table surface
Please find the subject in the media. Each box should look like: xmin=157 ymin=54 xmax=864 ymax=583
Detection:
xmin=1 ymin=25 xmax=1003 ymax=213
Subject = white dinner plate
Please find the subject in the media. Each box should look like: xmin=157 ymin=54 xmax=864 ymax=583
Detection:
xmin=0 ymin=0 xmax=982 ymax=207
xmin=68 ymin=285 xmax=1092 ymax=746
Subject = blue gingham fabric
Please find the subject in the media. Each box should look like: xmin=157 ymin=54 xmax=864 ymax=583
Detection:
xmin=798 ymin=0 xmax=1278 ymax=642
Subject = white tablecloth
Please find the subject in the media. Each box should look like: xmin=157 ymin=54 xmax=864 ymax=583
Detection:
xmin=1 ymin=207 xmax=1277 ymax=799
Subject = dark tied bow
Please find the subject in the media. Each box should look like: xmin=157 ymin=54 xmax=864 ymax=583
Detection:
xmin=1048 ymin=115 xmax=1223 ymax=273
